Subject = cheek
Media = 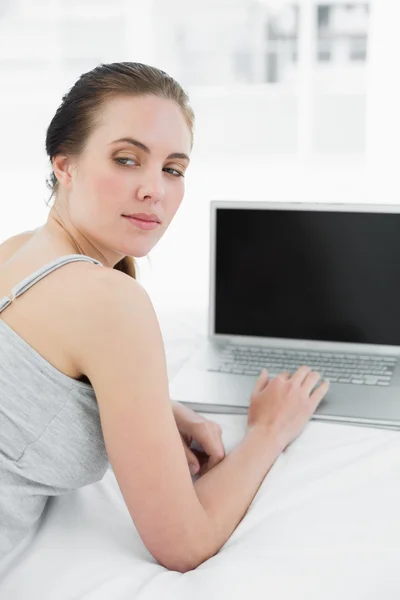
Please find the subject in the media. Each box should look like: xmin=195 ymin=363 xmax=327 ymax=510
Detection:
xmin=91 ymin=172 xmax=126 ymax=209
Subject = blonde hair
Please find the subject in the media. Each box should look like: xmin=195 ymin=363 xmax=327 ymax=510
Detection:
xmin=45 ymin=62 xmax=195 ymax=278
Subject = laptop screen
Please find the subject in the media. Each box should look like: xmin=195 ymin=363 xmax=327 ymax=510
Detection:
xmin=214 ymin=207 xmax=400 ymax=346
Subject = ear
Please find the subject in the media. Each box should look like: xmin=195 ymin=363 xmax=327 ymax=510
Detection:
xmin=52 ymin=155 xmax=74 ymax=189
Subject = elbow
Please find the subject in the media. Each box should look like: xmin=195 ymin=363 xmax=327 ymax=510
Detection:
xmin=153 ymin=535 xmax=219 ymax=574
xmin=158 ymin=550 xmax=215 ymax=574
xmin=144 ymin=512 xmax=220 ymax=573
xmin=158 ymin=559 xmax=195 ymax=574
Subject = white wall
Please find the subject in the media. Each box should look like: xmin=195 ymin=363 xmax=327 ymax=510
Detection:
xmin=0 ymin=0 xmax=379 ymax=313
xmin=366 ymin=0 xmax=400 ymax=201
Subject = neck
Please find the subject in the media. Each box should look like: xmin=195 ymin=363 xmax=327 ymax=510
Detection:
xmin=44 ymin=204 xmax=123 ymax=268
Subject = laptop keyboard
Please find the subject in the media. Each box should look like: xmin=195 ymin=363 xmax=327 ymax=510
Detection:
xmin=208 ymin=345 xmax=398 ymax=386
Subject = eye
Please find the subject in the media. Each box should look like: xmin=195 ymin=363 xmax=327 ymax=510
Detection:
xmin=163 ymin=167 xmax=184 ymax=177
xmin=114 ymin=157 xmax=137 ymax=167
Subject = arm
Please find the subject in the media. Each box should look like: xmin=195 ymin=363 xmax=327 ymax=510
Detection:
xmin=193 ymin=427 xmax=280 ymax=544
xmin=75 ymin=269 xmax=280 ymax=573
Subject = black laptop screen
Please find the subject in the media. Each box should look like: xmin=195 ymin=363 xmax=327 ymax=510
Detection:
xmin=214 ymin=207 xmax=400 ymax=346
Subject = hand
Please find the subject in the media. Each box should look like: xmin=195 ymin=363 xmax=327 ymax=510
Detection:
xmin=247 ymin=366 xmax=329 ymax=452
xmin=171 ymin=401 xmax=225 ymax=477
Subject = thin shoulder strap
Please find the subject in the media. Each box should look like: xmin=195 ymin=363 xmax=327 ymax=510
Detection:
xmin=0 ymin=254 xmax=103 ymax=313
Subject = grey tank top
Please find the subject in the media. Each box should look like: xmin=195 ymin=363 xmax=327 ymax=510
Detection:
xmin=0 ymin=254 xmax=110 ymax=564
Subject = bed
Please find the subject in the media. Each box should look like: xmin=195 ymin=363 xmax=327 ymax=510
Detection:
xmin=1 ymin=307 xmax=400 ymax=600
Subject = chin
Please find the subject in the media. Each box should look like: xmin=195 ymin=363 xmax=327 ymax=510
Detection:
xmin=123 ymin=244 xmax=155 ymax=259
xmin=132 ymin=251 xmax=151 ymax=259
xmin=120 ymin=230 xmax=163 ymax=258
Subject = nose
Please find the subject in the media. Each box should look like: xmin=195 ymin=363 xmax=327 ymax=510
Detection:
xmin=136 ymin=168 xmax=165 ymax=204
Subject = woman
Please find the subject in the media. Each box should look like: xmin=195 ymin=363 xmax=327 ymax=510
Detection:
xmin=0 ymin=62 xmax=328 ymax=573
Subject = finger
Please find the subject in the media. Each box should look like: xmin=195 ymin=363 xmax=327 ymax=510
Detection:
xmin=183 ymin=444 xmax=200 ymax=475
xmin=207 ymin=449 xmax=226 ymax=470
xmin=180 ymin=431 xmax=192 ymax=446
xmin=290 ymin=365 xmax=313 ymax=386
xmin=194 ymin=424 xmax=225 ymax=471
xmin=252 ymin=368 xmax=269 ymax=395
xmin=191 ymin=447 xmax=209 ymax=468
xmin=197 ymin=451 xmax=218 ymax=476
xmin=309 ymin=379 xmax=330 ymax=408
xmin=301 ymin=371 xmax=323 ymax=395
xmin=276 ymin=371 xmax=291 ymax=380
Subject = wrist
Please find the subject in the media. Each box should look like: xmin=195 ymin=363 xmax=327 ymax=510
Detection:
xmin=246 ymin=424 xmax=284 ymax=457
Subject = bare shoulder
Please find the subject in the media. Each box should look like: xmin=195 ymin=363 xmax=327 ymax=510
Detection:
xmin=77 ymin=266 xmax=151 ymax=321
xmin=70 ymin=266 xmax=160 ymax=375
xmin=0 ymin=229 xmax=38 ymax=263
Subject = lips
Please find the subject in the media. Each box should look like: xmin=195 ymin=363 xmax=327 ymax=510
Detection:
xmin=123 ymin=213 xmax=161 ymax=223
xmin=123 ymin=215 xmax=161 ymax=231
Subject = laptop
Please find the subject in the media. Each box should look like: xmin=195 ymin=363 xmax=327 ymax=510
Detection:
xmin=169 ymin=200 xmax=400 ymax=430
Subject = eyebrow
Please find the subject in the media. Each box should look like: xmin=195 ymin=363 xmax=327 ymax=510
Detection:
xmin=109 ymin=137 xmax=190 ymax=162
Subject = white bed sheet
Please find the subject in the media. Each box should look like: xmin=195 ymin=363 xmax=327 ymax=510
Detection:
xmin=1 ymin=307 xmax=400 ymax=600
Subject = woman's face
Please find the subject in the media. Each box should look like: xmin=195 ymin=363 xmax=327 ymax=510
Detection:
xmin=65 ymin=94 xmax=192 ymax=260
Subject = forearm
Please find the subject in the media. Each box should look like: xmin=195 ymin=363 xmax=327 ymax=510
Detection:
xmin=193 ymin=426 xmax=281 ymax=555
